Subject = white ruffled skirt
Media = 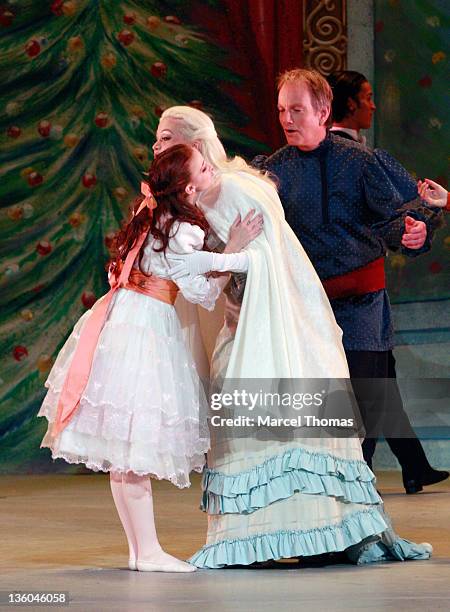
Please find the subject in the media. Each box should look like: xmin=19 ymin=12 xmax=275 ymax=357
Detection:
xmin=38 ymin=288 xmax=210 ymax=488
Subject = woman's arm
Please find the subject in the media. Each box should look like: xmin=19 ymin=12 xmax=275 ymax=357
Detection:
xmin=418 ymin=179 xmax=450 ymax=210
xmin=168 ymin=210 xmax=263 ymax=280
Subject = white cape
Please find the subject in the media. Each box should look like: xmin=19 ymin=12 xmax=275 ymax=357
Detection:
xmin=198 ymin=170 xmax=349 ymax=379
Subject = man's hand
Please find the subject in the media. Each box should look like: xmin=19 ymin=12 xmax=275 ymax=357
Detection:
xmin=401 ymin=216 xmax=427 ymax=250
xmin=418 ymin=178 xmax=448 ymax=208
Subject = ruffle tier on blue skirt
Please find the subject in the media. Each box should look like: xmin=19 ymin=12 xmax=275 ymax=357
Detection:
xmin=201 ymin=446 xmax=382 ymax=515
xmin=189 ymin=508 xmax=387 ymax=568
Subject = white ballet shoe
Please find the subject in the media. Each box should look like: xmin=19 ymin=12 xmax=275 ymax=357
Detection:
xmin=420 ymin=542 xmax=433 ymax=554
xmin=128 ymin=557 xmax=137 ymax=571
xmin=136 ymin=559 xmax=197 ymax=573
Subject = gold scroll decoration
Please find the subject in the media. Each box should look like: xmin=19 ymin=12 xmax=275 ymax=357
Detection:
xmin=303 ymin=0 xmax=347 ymax=75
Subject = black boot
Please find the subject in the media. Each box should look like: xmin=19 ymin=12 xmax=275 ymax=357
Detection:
xmin=386 ymin=436 xmax=447 ymax=494
xmin=403 ymin=469 xmax=449 ymax=495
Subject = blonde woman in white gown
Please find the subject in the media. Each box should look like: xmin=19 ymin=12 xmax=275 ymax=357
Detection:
xmin=154 ymin=107 xmax=432 ymax=568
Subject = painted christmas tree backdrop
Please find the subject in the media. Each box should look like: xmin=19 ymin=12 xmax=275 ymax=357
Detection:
xmin=375 ymin=0 xmax=449 ymax=303
xmin=0 ymin=0 xmax=265 ymax=472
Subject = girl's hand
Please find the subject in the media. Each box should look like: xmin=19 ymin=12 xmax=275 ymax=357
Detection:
xmin=418 ymin=179 xmax=448 ymax=208
xmin=227 ymin=210 xmax=264 ymax=252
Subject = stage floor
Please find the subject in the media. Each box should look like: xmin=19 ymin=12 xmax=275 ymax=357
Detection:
xmin=1 ymin=472 xmax=449 ymax=611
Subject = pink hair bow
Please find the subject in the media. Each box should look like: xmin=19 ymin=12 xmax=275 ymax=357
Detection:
xmin=136 ymin=181 xmax=157 ymax=215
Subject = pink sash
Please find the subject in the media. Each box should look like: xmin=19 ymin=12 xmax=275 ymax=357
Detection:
xmin=51 ymin=183 xmax=156 ymax=437
xmin=125 ymin=268 xmax=179 ymax=305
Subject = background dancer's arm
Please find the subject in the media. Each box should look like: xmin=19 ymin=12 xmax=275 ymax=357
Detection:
xmin=363 ymin=151 xmax=444 ymax=256
xmin=418 ymin=178 xmax=450 ymax=211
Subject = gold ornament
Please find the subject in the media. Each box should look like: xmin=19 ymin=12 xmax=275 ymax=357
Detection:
xmin=64 ymin=133 xmax=80 ymax=147
xmin=147 ymin=16 xmax=160 ymax=30
xmin=113 ymin=187 xmax=127 ymax=200
xmin=20 ymin=309 xmax=34 ymax=321
xmin=20 ymin=167 xmax=34 ymax=179
xmin=432 ymin=51 xmax=446 ymax=64
xmin=101 ymin=52 xmax=117 ymax=69
xmin=62 ymin=1 xmax=77 ymax=17
xmin=130 ymin=104 xmax=145 ymax=118
xmin=68 ymin=35 xmax=83 ymax=52
xmin=390 ymin=255 xmax=406 ymax=269
xmin=37 ymin=354 xmax=53 ymax=373
xmin=133 ymin=146 xmax=147 ymax=162
xmin=69 ymin=212 xmax=86 ymax=227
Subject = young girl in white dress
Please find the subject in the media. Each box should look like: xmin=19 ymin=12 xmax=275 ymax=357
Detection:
xmin=38 ymin=144 xmax=262 ymax=573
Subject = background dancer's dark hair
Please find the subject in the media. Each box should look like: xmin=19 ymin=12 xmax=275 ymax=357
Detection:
xmin=327 ymin=71 xmax=368 ymax=122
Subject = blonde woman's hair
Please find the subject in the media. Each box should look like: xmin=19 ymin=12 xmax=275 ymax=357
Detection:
xmin=160 ymin=106 xmax=275 ymax=185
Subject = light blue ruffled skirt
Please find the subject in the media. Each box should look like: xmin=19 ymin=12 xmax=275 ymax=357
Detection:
xmin=189 ymin=442 xmax=432 ymax=568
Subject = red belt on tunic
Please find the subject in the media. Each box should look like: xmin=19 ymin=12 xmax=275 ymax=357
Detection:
xmin=322 ymin=257 xmax=386 ymax=300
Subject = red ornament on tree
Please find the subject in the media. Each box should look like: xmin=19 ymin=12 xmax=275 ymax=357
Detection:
xmin=117 ymin=29 xmax=135 ymax=46
xmin=7 ymin=126 xmax=21 ymax=138
xmin=0 ymin=8 xmax=15 ymax=27
xmin=429 ymin=262 xmax=442 ymax=274
xmin=154 ymin=105 xmax=165 ymax=117
xmin=94 ymin=112 xmax=109 ymax=128
xmin=13 ymin=346 xmax=29 ymax=361
xmin=27 ymin=172 xmax=43 ymax=187
xmin=36 ymin=240 xmax=52 ymax=256
xmin=8 ymin=206 xmax=24 ymax=221
xmin=151 ymin=62 xmax=167 ymax=78
xmin=82 ymin=172 xmax=97 ymax=188
xmin=123 ymin=12 xmax=136 ymax=25
xmin=38 ymin=120 xmax=51 ymax=138
xmin=164 ymin=15 xmax=181 ymax=25
xmin=189 ymin=100 xmax=203 ymax=110
xmin=82 ymin=291 xmax=97 ymax=309
xmin=25 ymin=39 xmax=41 ymax=58
xmin=51 ymin=1 xmax=64 ymax=16
xmin=418 ymin=75 xmax=432 ymax=88
xmin=375 ymin=21 xmax=384 ymax=33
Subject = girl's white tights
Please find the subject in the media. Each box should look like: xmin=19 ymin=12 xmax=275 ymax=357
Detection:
xmin=109 ymin=471 xmax=138 ymax=566
xmin=109 ymin=471 xmax=195 ymax=572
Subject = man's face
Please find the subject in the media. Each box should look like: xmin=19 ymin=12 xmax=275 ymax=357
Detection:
xmin=351 ymin=81 xmax=376 ymax=130
xmin=278 ymin=81 xmax=329 ymax=149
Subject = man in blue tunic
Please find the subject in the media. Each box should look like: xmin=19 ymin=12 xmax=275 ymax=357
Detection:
xmin=254 ymin=68 xmax=447 ymax=495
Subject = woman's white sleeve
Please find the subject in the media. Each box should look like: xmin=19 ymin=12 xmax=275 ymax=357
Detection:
xmin=211 ymin=251 xmax=249 ymax=273
xmin=169 ymin=223 xmax=223 ymax=311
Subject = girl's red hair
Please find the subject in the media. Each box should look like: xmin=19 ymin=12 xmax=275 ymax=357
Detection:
xmin=109 ymin=144 xmax=210 ymax=279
